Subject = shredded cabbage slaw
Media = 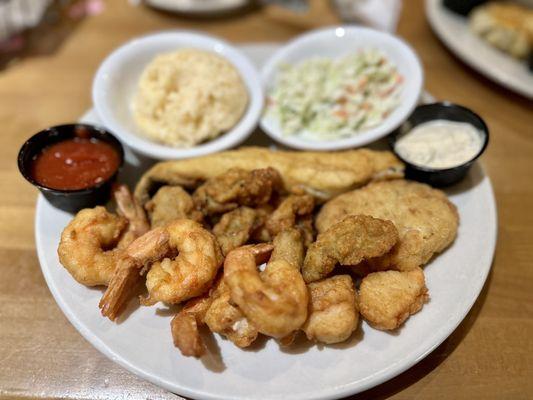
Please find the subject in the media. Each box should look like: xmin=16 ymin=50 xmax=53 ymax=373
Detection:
xmin=266 ymin=49 xmax=404 ymax=140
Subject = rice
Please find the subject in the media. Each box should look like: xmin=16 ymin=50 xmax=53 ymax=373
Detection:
xmin=132 ymin=49 xmax=248 ymax=147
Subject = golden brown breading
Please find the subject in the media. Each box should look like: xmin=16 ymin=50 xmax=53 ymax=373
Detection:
xmin=302 ymin=215 xmax=399 ymax=283
xmin=303 ymin=275 xmax=358 ymax=344
xmin=212 ymin=207 xmax=260 ymax=256
xmin=135 ymin=147 xmax=404 ymax=205
xmin=171 ymin=294 xmax=212 ymax=357
xmin=358 ymin=267 xmax=429 ymax=330
xmin=192 ymin=167 xmax=281 ymax=216
xmin=316 ymin=180 xmax=459 ymax=271
xmin=265 ymin=194 xmax=315 ymax=247
xmin=145 ymin=185 xmax=203 ymax=228
xmin=204 ymin=278 xmax=259 ymax=348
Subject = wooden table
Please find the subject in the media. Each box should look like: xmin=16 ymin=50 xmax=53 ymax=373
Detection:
xmin=1 ymin=0 xmax=532 ymax=399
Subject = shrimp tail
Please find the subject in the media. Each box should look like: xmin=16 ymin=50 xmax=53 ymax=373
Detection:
xmin=99 ymin=258 xmax=140 ymax=321
xmin=171 ymin=313 xmax=206 ymax=358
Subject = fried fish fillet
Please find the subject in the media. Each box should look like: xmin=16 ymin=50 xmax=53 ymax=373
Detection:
xmin=316 ymin=180 xmax=459 ymax=272
xmin=303 ymin=215 xmax=399 ymax=283
xmin=358 ymin=267 xmax=429 ymax=330
xmin=134 ymin=147 xmax=404 ymax=205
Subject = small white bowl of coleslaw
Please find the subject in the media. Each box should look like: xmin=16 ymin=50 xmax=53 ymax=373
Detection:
xmin=260 ymin=26 xmax=424 ymax=150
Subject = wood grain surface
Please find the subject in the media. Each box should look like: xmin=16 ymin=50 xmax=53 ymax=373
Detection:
xmin=1 ymin=1 xmax=532 ymax=399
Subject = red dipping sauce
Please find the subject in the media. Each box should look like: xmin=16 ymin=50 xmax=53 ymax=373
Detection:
xmin=30 ymin=137 xmax=120 ymax=190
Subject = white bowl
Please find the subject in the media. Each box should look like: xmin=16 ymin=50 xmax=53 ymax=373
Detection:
xmin=92 ymin=31 xmax=263 ymax=160
xmin=260 ymin=26 xmax=424 ymax=151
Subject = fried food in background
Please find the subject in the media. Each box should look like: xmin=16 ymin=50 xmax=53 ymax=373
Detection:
xmin=358 ymin=268 xmax=429 ymax=330
xmin=134 ymin=147 xmax=404 ymax=205
xmin=316 ymin=180 xmax=458 ymax=272
xmin=470 ymin=2 xmax=533 ymax=59
xmin=303 ymin=275 xmax=359 ymax=344
xmin=145 ymin=185 xmax=203 ymax=228
xmin=303 ymin=215 xmax=399 ymax=283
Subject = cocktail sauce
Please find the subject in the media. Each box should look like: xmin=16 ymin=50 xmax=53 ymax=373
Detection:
xmin=30 ymin=137 xmax=120 ymax=190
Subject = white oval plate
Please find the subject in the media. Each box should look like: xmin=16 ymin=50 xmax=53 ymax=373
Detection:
xmin=260 ymin=26 xmax=424 ymax=151
xmin=426 ymin=0 xmax=533 ymax=99
xmin=35 ymin=45 xmax=497 ymax=400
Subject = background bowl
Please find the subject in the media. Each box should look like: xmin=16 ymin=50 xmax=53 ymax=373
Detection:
xmin=260 ymin=26 xmax=424 ymax=151
xmin=93 ymin=31 xmax=264 ymax=160
xmin=388 ymin=102 xmax=489 ymax=187
xmin=18 ymin=124 xmax=124 ymax=213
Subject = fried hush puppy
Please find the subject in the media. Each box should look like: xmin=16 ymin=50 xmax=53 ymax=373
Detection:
xmin=302 ymin=215 xmax=399 ymax=283
xmin=358 ymin=267 xmax=429 ymax=330
xmin=303 ymin=275 xmax=358 ymax=344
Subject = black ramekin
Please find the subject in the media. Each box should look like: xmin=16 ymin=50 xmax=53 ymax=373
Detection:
xmin=388 ymin=102 xmax=489 ymax=187
xmin=18 ymin=123 xmax=124 ymax=213
xmin=443 ymin=0 xmax=487 ymax=15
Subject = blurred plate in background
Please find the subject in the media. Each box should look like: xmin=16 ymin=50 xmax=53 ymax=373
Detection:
xmin=426 ymin=0 xmax=533 ymax=99
xmin=145 ymin=0 xmax=249 ymax=15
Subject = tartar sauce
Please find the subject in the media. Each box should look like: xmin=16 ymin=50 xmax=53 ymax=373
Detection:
xmin=394 ymin=120 xmax=483 ymax=169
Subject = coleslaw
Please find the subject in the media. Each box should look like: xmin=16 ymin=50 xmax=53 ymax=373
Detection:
xmin=266 ymin=49 xmax=404 ymax=140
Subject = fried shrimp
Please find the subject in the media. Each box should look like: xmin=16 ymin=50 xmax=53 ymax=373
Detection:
xmin=113 ymin=184 xmax=150 ymax=247
xmin=204 ymin=278 xmax=258 ymax=348
xmin=100 ymin=219 xmax=222 ymax=319
xmin=302 ymin=215 xmax=399 ymax=283
xmin=171 ymin=293 xmax=213 ymax=357
xmin=212 ymin=207 xmax=259 ymax=255
xmin=58 ymin=207 xmax=127 ymax=286
xmin=99 ymin=227 xmax=172 ymax=320
xmin=192 ymin=167 xmax=281 ymax=216
xmin=224 ymin=230 xmax=309 ymax=339
xmin=303 ymin=275 xmax=358 ymax=344
xmin=358 ymin=267 xmax=429 ymax=330
xmin=145 ymin=185 xmax=203 ymax=228
xmin=143 ymin=219 xmax=224 ymax=305
xmin=58 ymin=185 xmax=148 ymax=286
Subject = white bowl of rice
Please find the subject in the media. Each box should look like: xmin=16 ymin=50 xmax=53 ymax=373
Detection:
xmin=260 ymin=26 xmax=424 ymax=151
xmin=93 ymin=31 xmax=263 ymax=160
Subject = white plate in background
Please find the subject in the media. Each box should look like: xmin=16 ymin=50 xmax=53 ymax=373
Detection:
xmin=426 ymin=0 xmax=533 ymax=99
xmin=145 ymin=0 xmax=249 ymax=15
xmin=36 ymin=44 xmax=496 ymax=400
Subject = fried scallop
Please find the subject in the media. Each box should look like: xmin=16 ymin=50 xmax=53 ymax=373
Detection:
xmin=358 ymin=267 xmax=429 ymax=330
xmin=212 ymin=207 xmax=260 ymax=256
xmin=145 ymin=185 xmax=203 ymax=228
xmin=192 ymin=167 xmax=282 ymax=216
xmin=303 ymin=275 xmax=358 ymax=344
xmin=316 ymin=180 xmax=459 ymax=271
xmin=302 ymin=215 xmax=399 ymax=283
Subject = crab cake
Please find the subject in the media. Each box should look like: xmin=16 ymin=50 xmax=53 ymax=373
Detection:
xmin=315 ymin=180 xmax=459 ymax=271
xmin=358 ymin=267 xmax=428 ymax=330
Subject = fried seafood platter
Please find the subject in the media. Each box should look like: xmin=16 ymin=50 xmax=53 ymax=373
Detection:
xmin=55 ymin=146 xmax=462 ymax=360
